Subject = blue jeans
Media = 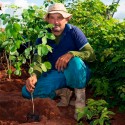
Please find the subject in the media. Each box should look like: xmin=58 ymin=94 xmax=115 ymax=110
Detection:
xmin=22 ymin=57 xmax=91 ymax=99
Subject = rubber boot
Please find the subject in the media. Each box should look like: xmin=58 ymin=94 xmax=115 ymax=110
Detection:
xmin=74 ymin=88 xmax=86 ymax=120
xmin=56 ymin=88 xmax=72 ymax=107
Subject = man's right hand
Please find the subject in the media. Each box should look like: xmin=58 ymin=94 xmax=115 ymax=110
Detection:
xmin=26 ymin=74 xmax=37 ymax=93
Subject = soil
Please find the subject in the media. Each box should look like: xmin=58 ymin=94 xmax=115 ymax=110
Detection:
xmin=0 ymin=65 xmax=125 ymax=125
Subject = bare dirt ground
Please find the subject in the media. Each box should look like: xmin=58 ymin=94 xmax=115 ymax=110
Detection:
xmin=0 ymin=65 xmax=125 ymax=125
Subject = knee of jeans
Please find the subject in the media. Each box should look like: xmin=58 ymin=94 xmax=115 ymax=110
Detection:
xmin=64 ymin=57 xmax=90 ymax=87
xmin=68 ymin=57 xmax=85 ymax=71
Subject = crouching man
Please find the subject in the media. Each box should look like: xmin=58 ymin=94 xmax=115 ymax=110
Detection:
xmin=22 ymin=3 xmax=96 ymax=119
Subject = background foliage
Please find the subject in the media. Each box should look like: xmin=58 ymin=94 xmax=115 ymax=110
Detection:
xmin=68 ymin=0 xmax=125 ymax=110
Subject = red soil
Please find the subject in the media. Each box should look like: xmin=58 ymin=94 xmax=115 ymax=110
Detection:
xmin=0 ymin=67 xmax=125 ymax=125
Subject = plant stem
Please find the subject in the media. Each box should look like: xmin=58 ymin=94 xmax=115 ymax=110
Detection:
xmin=5 ymin=51 xmax=11 ymax=79
xmin=31 ymin=92 xmax=34 ymax=114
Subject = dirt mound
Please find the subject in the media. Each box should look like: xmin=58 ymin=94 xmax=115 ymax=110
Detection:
xmin=0 ymin=72 xmax=76 ymax=125
xmin=0 ymin=69 xmax=125 ymax=125
xmin=0 ymin=93 xmax=60 ymax=122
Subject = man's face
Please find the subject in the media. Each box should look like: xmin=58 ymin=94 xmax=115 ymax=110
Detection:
xmin=47 ymin=13 xmax=69 ymax=36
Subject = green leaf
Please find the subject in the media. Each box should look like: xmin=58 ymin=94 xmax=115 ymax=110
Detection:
xmin=28 ymin=67 xmax=34 ymax=75
xmin=38 ymin=30 xmax=43 ymax=38
xmin=7 ymin=69 xmax=12 ymax=75
xmin=45 ymin=24 xmax=54 ymax=29
xmin=93 ymin=119 xmax=100 ymax=125
xmin=24 ymin=47 xmax=32 ymax=58
xmin=44 ymin=62 xmax=51 ymax=70
xmin=22 ymin=58 xmax=26 ymax=64
xmin=46 ymin=33 xmax=55 ymax=40
xmin=112 ymin=56 xmax=120 ymax=62
xmin=1 ymin=41 xmax=9 ymax=47
xmin=42 ymin=36 xmax=47 ymax=44
xmin=10 ymin=45 xmax=17 ymax=52
xmin=6 ymin=29 xmax=11 ymax=38
xmin=29 ymin=28 xmax=34 ymax=31
xmin=13 ymin=23 xmax=21 ymax=32
xmin=10 ymin=50 xmax=18 ymax=56
xmin=9 ymin=28 xmax=17 ymax=38
xmin=46 ymin=45 xmax=52 ymax=53
xmin=3 ymin=18 xmax=9 ymax=25
xmin=37 ymin=44 xmax=49 ymax=56
xmin=14 ymin=70 xmax=21 ymax=76
xmin=9 ymin=55 xmax=16 ymax=61
xmin=101 ymin=56 xmax=104 ymax=62
xmin=15 ymin=40 xmax=22 ymax=49
xmin=37 ymin=45 xmax=42 ymax=56
xmin=41 ymin=63 xmax=47 ymax=72
xmin=30 ymin=62 xmax=36 ymax=67
xmin=45 ymin=3 xmax=48 ymax=8
xmin=120 ymin=93 xmax=125 ymax=98
xmin=0 ymin=14 xmax=9 ymax=20
xmin=14 ymin=62 xmax=22 ymax=69
xmin=41 ymin=45 xmax=48 ymax=55
xmin=18 ymin=56 xmax=26 ymax=64
xmin=5 ymin=24 xmax=12 ymax=32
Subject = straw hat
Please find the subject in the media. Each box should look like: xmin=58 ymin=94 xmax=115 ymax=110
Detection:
xmin=44 ymin=3 xmax=72 ymax=21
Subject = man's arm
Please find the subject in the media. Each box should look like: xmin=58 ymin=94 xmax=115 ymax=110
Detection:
xmin=69 ymin=43 xmax=96 ymax=62
xmin=55 ymin=43 xmax=95 ymax=71
xmin=25 ymin=54 xmax=42 ymax=93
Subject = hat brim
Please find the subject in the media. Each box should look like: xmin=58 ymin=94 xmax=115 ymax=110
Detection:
xmin=44 ymin=11 xmax=72 ymax=21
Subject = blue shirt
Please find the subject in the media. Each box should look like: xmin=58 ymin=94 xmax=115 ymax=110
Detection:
xmin=36 ymin=24 xmax=88 ymax=69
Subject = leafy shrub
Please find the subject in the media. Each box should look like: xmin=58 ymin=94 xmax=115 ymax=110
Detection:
xmin=77 ymin=99 xmax=115 ymax=125
xmin=69 ymin=0 xmax=125 ymax=109
xmin=0 ymin=4 xmax=55 ymax=78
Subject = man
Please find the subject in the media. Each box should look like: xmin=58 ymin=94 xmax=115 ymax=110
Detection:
xmin=22 ymin=3 xmax=96 ymax=119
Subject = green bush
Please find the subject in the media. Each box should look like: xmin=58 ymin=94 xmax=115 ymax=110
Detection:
xmin=69 ymin=0 xmax=125 ymax=109
xmin=77 ymin=99 xmax=115 ymax=125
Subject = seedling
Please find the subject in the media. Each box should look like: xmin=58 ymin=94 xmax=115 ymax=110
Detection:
xmin=27 ymin=93 xmax=40 ymax=122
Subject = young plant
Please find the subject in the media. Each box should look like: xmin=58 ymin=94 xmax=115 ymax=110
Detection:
xmin=20 ymin=5 xmax=55 ymax=75
xmin=0 ymin=5 xmax=24 ymax=79
xmin=117 ymin=85 xmax=125 ymax=112
xmin=77 ymin=99 xmax=115 ymax=125
xmin=0 ymin=4 xmax=55 ymax=78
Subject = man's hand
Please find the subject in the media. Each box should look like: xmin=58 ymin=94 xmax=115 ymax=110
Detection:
xmin=26 ymin=74 xmax=37 ymax=93
xmin=55 ymin=52 xmax=74 ymax=71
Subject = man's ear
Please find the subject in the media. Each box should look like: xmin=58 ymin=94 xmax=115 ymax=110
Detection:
xmin=66 ymin=18 xmax=70 ymax=22
xmin=66 ymin=16 xmax=72 ymax=21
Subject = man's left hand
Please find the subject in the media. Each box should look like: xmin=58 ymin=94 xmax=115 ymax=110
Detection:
xmin=55 ymin=52 xmax=74 ymax=71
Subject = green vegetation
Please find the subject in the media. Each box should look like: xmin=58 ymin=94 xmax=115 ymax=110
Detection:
xmin=69 ymin=0 xmax=125 ymax=111
xmin=0 ymin=4 xmax=54 ymax=78
xmin=77 ymin=99 xmax=115 ymax=125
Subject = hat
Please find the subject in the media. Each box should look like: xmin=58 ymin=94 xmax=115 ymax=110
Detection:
xmin=44 ymin=3 xmax=72 ymax=21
